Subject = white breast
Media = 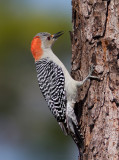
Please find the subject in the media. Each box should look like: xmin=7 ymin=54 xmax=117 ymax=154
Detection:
xmin=41 ymin=48 xmax=78 ymax=102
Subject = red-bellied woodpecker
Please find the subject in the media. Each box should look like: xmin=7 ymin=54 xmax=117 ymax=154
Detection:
xmin=31 ymin=31 xmax=97 ymax=148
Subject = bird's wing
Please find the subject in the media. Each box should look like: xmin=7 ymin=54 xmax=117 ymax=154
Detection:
xmin=35 ymin=58 xmax=67 ymax=122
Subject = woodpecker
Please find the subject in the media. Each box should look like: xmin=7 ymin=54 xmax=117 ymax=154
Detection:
xmin=31 ymin=31 xmax=97 ymax=147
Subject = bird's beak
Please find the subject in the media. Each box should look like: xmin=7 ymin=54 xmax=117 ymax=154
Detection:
xmin=52 ymin=31 xmax=64 ymax=39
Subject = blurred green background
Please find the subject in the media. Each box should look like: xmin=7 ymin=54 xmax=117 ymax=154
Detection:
xmin=0 ymin=0 xmax=78 ymax=160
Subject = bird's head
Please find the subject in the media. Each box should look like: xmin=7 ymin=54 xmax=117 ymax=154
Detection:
xmin=31 ymin=31 xmax=64 ymax=61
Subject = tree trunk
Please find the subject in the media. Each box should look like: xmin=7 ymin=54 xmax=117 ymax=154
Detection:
xmin=71 ymin=0 xmax=119 ymax=159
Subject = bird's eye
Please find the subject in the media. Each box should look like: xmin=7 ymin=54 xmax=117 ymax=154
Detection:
xmin=47 ymin=36 xmax=51 ymax=41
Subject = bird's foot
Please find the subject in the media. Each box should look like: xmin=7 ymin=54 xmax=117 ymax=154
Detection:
xmin=88 ymin=65 xmax=100 ymax=80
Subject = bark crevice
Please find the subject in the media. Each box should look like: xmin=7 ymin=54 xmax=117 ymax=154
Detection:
xmin=94 ymin=0 xmax=111 ymax=40
xmin=71 ymin=0 xmax=119 ymax=159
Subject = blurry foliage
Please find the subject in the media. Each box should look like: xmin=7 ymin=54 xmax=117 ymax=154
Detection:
xmin=0 ymin=1 xmax=71 ymax=62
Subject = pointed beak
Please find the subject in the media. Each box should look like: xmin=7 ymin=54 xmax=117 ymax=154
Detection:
xmin=52 ymin=31 xmax=64 ymax=39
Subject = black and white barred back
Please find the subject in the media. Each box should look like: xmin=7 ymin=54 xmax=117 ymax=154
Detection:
xmin=35 ymin=58 xmax=67 ymax=122
xmin=35 ymin=58 xmax=83 ymax=149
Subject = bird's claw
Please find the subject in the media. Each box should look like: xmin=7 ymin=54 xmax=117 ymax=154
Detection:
xmin=88 ymin=65 xmax=100 ymax=80
xmin=89 ymin=64 xmax=95 ymax=76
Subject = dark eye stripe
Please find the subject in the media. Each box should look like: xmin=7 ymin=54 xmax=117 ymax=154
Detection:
xmin=47 ymin=36 xmax=51 ymax=40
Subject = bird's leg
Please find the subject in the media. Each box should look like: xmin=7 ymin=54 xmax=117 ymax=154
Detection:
xmin=78 ymin=65 xmax=99 ymax=87
xmin=66 ymin=101 xmax=78 ymax=134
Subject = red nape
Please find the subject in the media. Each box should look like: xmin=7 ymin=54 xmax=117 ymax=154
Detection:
xmin=31 ymin=36 xmax=43 ymax=61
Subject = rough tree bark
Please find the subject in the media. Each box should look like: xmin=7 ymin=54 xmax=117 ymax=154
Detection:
xmin=71 ymin=0 xmax=119 ymax=160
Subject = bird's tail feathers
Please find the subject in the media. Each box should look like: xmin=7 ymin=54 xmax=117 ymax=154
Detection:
xmin=59 ymin=120 xmax=84 ymax=150
xmin=58 ymin=121 xmax=68 ymax=136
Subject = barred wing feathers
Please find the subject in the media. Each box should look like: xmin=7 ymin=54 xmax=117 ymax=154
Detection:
xmin=35 ymin=58 xmax=66 ymax=122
